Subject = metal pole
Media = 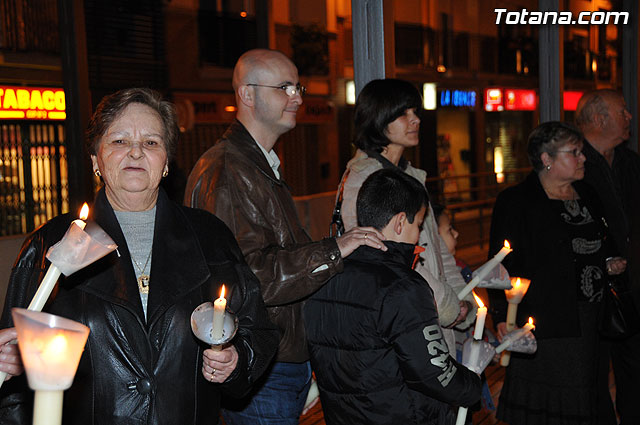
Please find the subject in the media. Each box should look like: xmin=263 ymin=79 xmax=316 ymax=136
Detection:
xmin=622 ymin=0 xmax=638 ymax=152
xmin=538 ymin=0 xmax=562 ymax=123
xmin=351 ymin=0 xmax=395 ymax=96
xmin=58 ymin=0 xmax=93 ymax=211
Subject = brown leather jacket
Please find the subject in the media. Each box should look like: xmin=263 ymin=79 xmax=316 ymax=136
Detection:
xmin=185 ymin=120 xmax=343 ymax=362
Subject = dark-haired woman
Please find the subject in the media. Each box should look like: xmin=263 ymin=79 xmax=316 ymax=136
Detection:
xmin=336 ymin=78 xmax=475 ymax=354
xmin=488 ymin=121 xmax=624 ymax=424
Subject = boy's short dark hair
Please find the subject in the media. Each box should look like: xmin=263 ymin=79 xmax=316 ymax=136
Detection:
xmin=357 ymin=169 xmax=429 ymax=231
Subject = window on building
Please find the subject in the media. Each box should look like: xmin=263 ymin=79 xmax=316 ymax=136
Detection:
xmin=198 ymin=0 xmax=257 ymax=67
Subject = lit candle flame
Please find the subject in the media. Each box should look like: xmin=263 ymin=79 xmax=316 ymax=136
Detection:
xmin=528 ymin=317 xmax=535 ymax=327
xmin=472 ymin=291 xmax=485 ymax=309
xmin=515 ymin=277 xmax=521 ymax=288
xmin=219 ymin=285 xmax=226 ymax=300
xmin=79 ymin=203 xmax=89 ymax=220
xmin=504 ymin=240 xmax=510 ymax=249
xmin=42 ymin=333 xmax=68 ymax=358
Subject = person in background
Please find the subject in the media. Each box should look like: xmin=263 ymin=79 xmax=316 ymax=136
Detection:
xmin=432 ymin=203 xmax=496 ymax=416
xmin=305 ymin=169 xmax=481 ymax=425
xmin=335 ymin=78 xmax=475 ymax=356
xmin=575 ymin=89 xmax=640 ymax=425
xmin=0 ymin=88 xmax=279 ymax=424
xmin=488 ymin=121 xmax=624 ymax=425
xmin=184 ymin=49 xmax=386 ymax=425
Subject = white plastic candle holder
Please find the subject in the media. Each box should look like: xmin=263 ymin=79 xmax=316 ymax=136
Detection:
xmin=190 ymin=302 xmax=239 ymax=347
xmin=12 ymin=308 xmax=90 ymax=425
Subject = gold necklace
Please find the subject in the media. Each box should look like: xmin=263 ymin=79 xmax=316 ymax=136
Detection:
xmin=132 ymin=250 xmax=152 ymax=294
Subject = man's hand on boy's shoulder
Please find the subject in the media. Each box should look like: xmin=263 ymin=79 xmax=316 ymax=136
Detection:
xmin=336 ymin=226 xmax=387 ymax=258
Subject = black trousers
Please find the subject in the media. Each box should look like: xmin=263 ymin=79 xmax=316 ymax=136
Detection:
xmin=611 ymin=331 xmax=640 ymax=425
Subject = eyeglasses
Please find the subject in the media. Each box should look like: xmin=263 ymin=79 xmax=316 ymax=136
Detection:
xmin=246 ymin=83 xmax=306 ymax=97
xmin=555 ymin=148 xmax=583 ymax=157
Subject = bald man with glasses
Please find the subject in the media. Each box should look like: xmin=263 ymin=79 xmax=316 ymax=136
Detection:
xmin=185 ymin=49 xmax=385 ymax=425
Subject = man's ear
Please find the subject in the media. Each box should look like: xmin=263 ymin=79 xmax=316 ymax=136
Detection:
xmin=237 ymin=85 xmax=254 ymax=107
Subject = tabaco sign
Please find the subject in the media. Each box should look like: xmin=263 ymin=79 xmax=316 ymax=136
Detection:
xmin=0 ymin=86 xmax=66 ymax=120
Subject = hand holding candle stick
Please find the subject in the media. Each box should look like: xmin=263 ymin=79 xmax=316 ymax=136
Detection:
xmin=496 ymin=317 xmax=535 ymax=353
xmin=458 ymin=240 xmax=512 ymax=300
xmin=500 ymin=277 xmax=531 ymax=366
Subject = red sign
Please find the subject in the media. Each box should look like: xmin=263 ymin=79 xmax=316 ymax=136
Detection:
xmin=485 ymin=88 xmax=503 ymax=111
xmin=563 ymin=91 xmax=583 ymax=111
xmin=504 ymin=89 xmax=537 ymax=111
xmin=0 ymin=86 xmax=66 ymax=120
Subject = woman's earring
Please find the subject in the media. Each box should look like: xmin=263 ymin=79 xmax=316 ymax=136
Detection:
xmin=163 ymin=169 xmax=169 ymax=177
xmin=94 ymin=169 xmax=101 ymax=177
xmin=546 ymin=164 xmax=551 ymax=171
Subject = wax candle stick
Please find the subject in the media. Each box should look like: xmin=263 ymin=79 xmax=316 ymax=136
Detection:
xmin=496 ymin=318 xmax=535 ymax=353
xmin=472 ymin=292 xmax=487 ymax=341
xmin=458 ymin=240 xmax=512 ymax=299
xmin=211 ymin=285 xmax=227 ymax=350
xmin=456 ymin=292 xmax=487 ymax=425
xmin=0 ymin=204 xmax=89 ymax=387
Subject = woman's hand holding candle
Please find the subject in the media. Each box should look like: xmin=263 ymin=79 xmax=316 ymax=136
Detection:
xmin=0 ymin=328 xmax=23 ymax=381
xmin=202 ymin=344 xmax=238 ymax=383
xmin=500 ymin=277 xmax=531 ymax=366
xmin=496 ymin=318 xmax=535 ymax=353
xmin=458 ymin=241 xmax=512 ymax=299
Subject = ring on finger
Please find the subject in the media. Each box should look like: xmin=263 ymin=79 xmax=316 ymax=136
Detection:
xmin=212 ymin=368 xmax=216 ymax=375
xmin=364 ymin=233 xmax=368 ymax=239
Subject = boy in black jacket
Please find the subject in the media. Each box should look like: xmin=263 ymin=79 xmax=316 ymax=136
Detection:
xmin=304 ymin=169 xmax=481 ymax=425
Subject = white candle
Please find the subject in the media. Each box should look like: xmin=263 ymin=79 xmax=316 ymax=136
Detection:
xmin=0 ymin=204 xmax=89 ymax=388
xmin=212 ymin=285 xmax=226 ymax=341
xmin=456 ymin=293 xmax=487 ymax=425
xmin=500 ymin=277 xmax=531 ymax=366
xmin=496 ymin=318 xmax=535 ymax=353
xmin=33 ymin=390 xmax=63 ymax=425
xmin=458 ymin=240 xmax=512 ymax=299
xmin=472 ymin=292 xmax=487 ymax=341
xmin=28 ymin=204 xmax=89 ymax=312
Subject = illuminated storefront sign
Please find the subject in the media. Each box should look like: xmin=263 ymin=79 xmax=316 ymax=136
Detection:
xmin=504 ymin=89 xmax=537 ymax=111
xmin=0 ymin=86 xmax=66 ymax=120
xmin=563 ymin=91 xmax=583 ymax=111
xmin=485 ymin=88 xmax=504 ymax=111
xmin=438 ymin=89 xmax=477 ymax=108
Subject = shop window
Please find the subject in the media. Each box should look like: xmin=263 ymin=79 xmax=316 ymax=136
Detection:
xmin=198 ymin=0 xmax=257 ymax=68
xmin=0 ymin=122 xmax=68 ymax=236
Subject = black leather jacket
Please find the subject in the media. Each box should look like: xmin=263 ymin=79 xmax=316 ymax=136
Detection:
xmin=0 ymin=188 xmax=279 ymax=425
xmin=185 ymin=120 xmax=343 ymax=362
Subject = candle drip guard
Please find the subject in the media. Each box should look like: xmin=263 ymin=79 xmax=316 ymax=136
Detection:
xmin=461 ymin=330 xmax=537 ymax=374
xmin=190 ymin=302 xmax=239 ymax=347
xmin=473 ymin=263 xmax=512 ymax=290
xmin=46 ymin=221 xmax=117 ymax=276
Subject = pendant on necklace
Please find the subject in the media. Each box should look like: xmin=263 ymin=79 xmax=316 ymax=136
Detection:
xmin=138 ymin=275 xmax=150 ymax=294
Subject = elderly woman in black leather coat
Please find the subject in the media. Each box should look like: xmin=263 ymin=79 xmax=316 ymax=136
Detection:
xmin=0 ymin=88 xmax=279 ymax=424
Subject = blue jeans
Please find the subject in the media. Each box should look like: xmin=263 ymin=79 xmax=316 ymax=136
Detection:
xmin=222 ymin=361 xmax=312 ymax=425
